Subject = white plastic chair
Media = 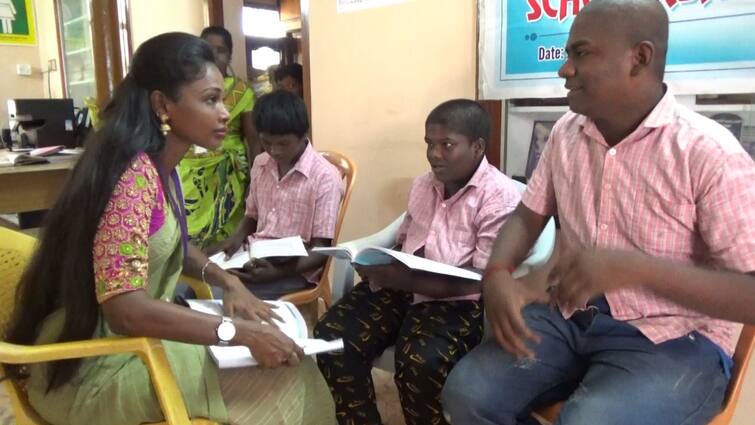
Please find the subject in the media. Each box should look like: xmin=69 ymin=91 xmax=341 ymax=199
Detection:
xmin=328 ymin=180 xmax=556 ymax=372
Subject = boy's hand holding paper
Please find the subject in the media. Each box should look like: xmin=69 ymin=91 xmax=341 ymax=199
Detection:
xmin=209 ymin=236 xmax=308 ymax=270
xmin=354 ymin=262 xmax=410 ymax=291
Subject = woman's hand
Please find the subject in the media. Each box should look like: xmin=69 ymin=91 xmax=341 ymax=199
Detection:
xmin=235 ymin=320 xmax=304 ymax=368
xmin=223 ymin=277 xmax=282 ymax=323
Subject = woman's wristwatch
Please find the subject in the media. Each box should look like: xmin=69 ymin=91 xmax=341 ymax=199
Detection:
xmin=216 ymin=316 xmax=236 ymax=346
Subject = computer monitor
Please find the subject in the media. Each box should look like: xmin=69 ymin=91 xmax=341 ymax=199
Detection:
xmin=7 ymin=98 xmax=77 ymax=148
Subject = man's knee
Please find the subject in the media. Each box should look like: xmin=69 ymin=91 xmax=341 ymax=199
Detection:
xmin=440 ymin=354 xmax=485 ymax=413
xmin=440 ymin=342 xmax=521 ymax=424
xmin=556 ymin=374 xmax=727 ymax=425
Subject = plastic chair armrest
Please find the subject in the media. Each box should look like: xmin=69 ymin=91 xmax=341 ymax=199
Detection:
xmin=182 ymin=274 xmax=214 ymax=300
xmin=0 ymin=338 xmax=194 ymax=425
xmin=331 ymin=213 xmax=406 ymax=303
xmin=521 ymin=217 xmax=556 ymax=269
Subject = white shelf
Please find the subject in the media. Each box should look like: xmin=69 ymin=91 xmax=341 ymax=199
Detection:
xmin=66 ymin=47 xmax=92 ymax=56
xmin=69 ymin=79 xmax=94 ymax=86
xmin=63 ymin=16 xmax=89 ymax=26
xmin=692 ymin=104 xmax=753 ymax=113
xmin=508 ymin=105 xmax=569 ymax=114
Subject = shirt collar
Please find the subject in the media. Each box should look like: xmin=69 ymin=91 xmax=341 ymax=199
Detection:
xmin=577 ymin=85 xmax=676 ymax=144
xmin=431 ymin=155 xmax=491 ymax=197
xmin=262 ymin=139 xmax=316 ymax=179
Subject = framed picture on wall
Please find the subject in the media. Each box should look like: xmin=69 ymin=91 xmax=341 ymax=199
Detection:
xmin=525 ymin=121 xmax=555 ymax=179
xmin=741 ymin=125 xmax=755 ymax=160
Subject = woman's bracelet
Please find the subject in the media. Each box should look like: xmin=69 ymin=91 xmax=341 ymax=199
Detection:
xmin=482 ymin=262 xmax=515 ymax=281
xmin=201 ymin=259 xmax=213 ymax=284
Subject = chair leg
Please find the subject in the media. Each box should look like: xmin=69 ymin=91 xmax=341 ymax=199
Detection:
xmin=317 ymin=297 xmax=328 ymax=320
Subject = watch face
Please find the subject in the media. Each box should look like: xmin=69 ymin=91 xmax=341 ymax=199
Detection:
xmin=217 ymin=321 xmax=236 ymax=341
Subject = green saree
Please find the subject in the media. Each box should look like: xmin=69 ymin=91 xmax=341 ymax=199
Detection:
xmin=178 ymin=77 xmax=256 ymax=248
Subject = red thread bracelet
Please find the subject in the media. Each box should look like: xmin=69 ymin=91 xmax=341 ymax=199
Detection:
xmin=482 ymin=262 xmax=515 ymax=281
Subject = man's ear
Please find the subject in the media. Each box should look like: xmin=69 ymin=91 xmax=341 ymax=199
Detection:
xmin=149 ymin=90 xmax=170 ymax=118
xmin=630 ymin=40 xmax=655 ymax=77
xmin=474 ymin=137 xmax=487 ymax=158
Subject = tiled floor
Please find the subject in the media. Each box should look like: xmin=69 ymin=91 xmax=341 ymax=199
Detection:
xmin=373 ymin=368 xmax=406 ymax=425
xmin=0 ymin=386 xmax=14 ymax=425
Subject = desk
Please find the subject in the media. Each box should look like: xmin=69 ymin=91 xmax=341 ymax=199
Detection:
xmin=0 ymin=150 xmax=78 ymax=214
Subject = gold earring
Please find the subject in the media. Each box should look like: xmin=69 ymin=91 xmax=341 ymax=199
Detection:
xmin=160 ymin=114 xmax=171 ymax=136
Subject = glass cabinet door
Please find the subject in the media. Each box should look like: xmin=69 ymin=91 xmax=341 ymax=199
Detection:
xmin=58 ymin=0 xmax=96 ymax=107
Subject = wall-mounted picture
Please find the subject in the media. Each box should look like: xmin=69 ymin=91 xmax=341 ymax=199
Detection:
xmin=741 ymin=125 xmax=755 ymax=160
xmin=711 ymin=113 xmax=755 ymax=160
xmin=0 ymin=0 xmax=36 ymax=45
xmin=711 ymin=113 xmax=743 ymax=141
xmin=525 ymin=120 xmax=555 ymax=179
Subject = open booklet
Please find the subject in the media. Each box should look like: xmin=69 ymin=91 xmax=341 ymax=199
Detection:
xmin=186 ymin=299 xmax=344 ymax=368
xmin=311 ymin=245 xmax=482 ymax=281
xmin=208 ymin=236 xmax=309 ymax=270
xmin=0 ymin=147 xmax=82 ymax=167
xmin=0 ymin=152 xmax=50 ymax=167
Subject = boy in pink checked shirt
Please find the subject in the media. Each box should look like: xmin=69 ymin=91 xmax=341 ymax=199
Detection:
xmin=443 ymin=2 xmax=755 ymax=425
xmin=314 ymin=99 xmax=522 ymax=425
xmin=217 ymin=90 xmax=343 ymax=300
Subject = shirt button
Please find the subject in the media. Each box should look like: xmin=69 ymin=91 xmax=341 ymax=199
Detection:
xmin=441 ymin=203 xmax=446 ymax=208
xmin=276 ymin=185 xmax=280 ymax=189
xmin=272 ymin=208 xmax=276 ymax=212
xmin=600 ymin=224 xmax=608 ymax=230
xmin=605 ymin=184 xmax=612 ymax=190
xmin=608 ymin=148 xmax=617 ymax=156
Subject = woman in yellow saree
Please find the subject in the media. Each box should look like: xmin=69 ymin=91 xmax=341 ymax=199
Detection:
xmin=178 ymin=26 xmax=260 ymax=249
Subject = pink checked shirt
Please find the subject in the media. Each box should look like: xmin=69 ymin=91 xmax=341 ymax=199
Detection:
xmin=523 ymin=89 xmax=755 ymax=356
xmin=398 ymin=157 xmax=521 ymax=303
xmin=246 ymin=142 xmax=344 ymax=280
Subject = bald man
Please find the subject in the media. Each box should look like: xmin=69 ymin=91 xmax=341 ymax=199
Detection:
xmin=442 ymin=1 xmax=755 ymax=424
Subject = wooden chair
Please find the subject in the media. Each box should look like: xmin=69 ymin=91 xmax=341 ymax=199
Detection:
xmin=533 ymin=325 xmax=755 ymax=425
xmin=279 ymin=150 xmax=357 ymax=308
xmin=0 ymin=227 xmax=219 ymax=425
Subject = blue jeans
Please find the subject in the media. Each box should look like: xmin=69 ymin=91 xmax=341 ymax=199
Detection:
xmin=441 ymin=300 xmax=729 ymax=425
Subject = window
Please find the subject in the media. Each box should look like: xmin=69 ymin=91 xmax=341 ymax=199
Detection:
xmin=58 ymin=0 xmax=96 ymax=106
xmin=250 ymin=46 xmax=281 ymax=71
xmin=242 ymin=7 xmax=285 ymax=39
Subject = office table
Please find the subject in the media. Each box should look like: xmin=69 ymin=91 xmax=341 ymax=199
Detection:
xmin=0 ymin=151 xmax=79 ymax=214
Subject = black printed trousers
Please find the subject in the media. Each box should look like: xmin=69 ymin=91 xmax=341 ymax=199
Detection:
xmin=314 ymin=283 xmax=484 ymax=425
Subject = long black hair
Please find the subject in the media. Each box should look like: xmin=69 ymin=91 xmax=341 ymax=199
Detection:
xmin=5 ymin=32 xmax=215 ymax=391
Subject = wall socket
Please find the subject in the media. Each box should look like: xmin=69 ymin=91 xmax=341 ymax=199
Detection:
xmin=48 ymin=59 xmax=57 ymax=72
xmin=16 ymin=64 xmax=32 ymax=76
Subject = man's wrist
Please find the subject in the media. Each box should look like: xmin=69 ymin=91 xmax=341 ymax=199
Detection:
xmin=483 ymin=262 xmax=515 ymax=281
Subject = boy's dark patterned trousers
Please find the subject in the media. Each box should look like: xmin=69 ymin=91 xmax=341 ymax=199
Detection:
xmin=314 ymin=283 xmax=484 ymax=425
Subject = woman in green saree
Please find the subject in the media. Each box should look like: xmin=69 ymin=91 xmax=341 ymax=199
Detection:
xmin=5 ymin=33 xmax=335 ymax=425
xmin=179 ymin=26 xmax=260 ymax=249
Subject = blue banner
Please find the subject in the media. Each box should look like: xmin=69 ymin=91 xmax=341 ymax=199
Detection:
xmin=480 ymin=0 xmax=755 ymax=98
